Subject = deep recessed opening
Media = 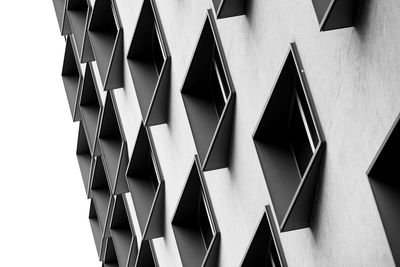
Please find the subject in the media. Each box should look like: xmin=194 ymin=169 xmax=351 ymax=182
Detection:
xmin=368 ymin=115 xmax=400 ymax=266
xmin=209 ymin=47 xmax=229 ymax=119
xmin=198 ymin=192 xmax=213 ymax=249
xmin=62 ymin=36 xmax=81 ymax=120
xmin=89 ymin=0 xmax=119 ymax=82
xmin=126 ymin=124 xmax=163 ymax=238
xmin=80 ymin=65 xmax=101 ymax=154
xmin=288 ymin=77 xmax=318 ymax=177
xmin=89 ymin=200 xmax=102 ymax=256
xmin=104 ymin=238 xmax=119 ymax=267
xmin=91 ymin=157 xmax=111 ymax=231
xmin=67 ymin=0 xmax=88 ymax=52
xmin=171 ymin=157 xmax=219 ymax=266
xmin=152 ymin=24 xmax=164 ymax=75
xmin=241 ymin=206 xmax=286 ymax=267
xmin=127 ymin=0 xmax=169 ymax=124
xmin=253 ymin=45 xmax=325 ymax=230
xmin=180 ymin=14 xmax=234 ymax=170
xmin=77 ymin=122 xmax=92 ymax=195
xmin=99 ymin=93 xmax=124 ymax=189
xmin=111 ymin=195 xmax=134 ymax=267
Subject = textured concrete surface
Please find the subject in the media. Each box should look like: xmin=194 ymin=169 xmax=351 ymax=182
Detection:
xmin=84 ymin=0 xmax=399 ymax=265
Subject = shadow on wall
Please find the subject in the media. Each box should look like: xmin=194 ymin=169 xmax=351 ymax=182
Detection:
xmin=354 ymin=0 xmax=373 ymax=42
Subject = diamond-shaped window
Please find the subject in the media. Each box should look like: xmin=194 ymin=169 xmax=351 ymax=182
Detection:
xmin=253 ymin=43 xmax=325 ymax=232
xmin=102 ymin=237 xmax=118 ymax=267
xmin=212 ymin=0 xmax=246 ymax=19
xmin=80 ymin=63 xmax=102 ymax=156
xmin=52 ymin=0 xmax=71 ymax=35
xmin=136 ymin=240 xmax=159 ymax=267
xmin=181 ymin=10 xmax=235 ymax=171
xmin=89 ymin=199 xmax=107 ymax=260
xmin=367 ymin=113 xmax=400 ymax=266
xmin=110 ymin=195 xmax=138 ymax=267
xmin=90 ymin=157 xmax=113 ymax=237
xmin=76 ymin=122 xmax=94 ymax=198
xmin=240 ymin=205 xmax=287 ymax=266
xmin=62 ymin=36 xmax=82 ymax=122
xmin=311 ymin=0 xmax=359 ymax=31
xmin=172 ymin=155 xmax=220 ymax=267
xmin=127 ymin=0 xmax=171 ymax=126
xmin=98 ymin=92 xmax=129 ymax=195
xmin=66 ymin=0 xmax=94 ymax=62
xmin=126 ymin=123 xmax=164 ymax=240
xmin=88 ymin=0 xmax=123 ymax=90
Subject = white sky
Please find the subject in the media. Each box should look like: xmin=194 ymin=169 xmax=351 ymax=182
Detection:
xmin=0 ymin=1 xmax=99 ymax=266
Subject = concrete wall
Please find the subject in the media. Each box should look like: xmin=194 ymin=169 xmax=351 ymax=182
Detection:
xmin=87 ymin=0 xmax=399 ymax=265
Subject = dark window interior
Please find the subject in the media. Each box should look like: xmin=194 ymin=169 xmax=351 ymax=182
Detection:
xmin=210 ymin=47 xmax=229 ymax=119
xmin=264 ymin=239 xmax=280 ymax=267
xmin=198 ymin=192 xmax=213 ymax=249
xmin=288 ymin=77 xmax=318 ymax=177
xmin=152 ymin=24 xmax=164 ymax=75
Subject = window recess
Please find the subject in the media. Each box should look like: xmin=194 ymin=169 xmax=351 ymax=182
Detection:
xmin=240 ymin=205 xmax=287 ymax=267
xmin=88 ymin=0 xmax=123 ymax=90
xmin=66 ymin=0 xmax=94 ymax=62
xmin=90 ymin=157 xmax=114 ymax=239
xmin=212 ymin=0 xmax=247 ymax=19
xmin=79 ymin=62 xmax=102 ymax=157
xmin=136 ymin=240 xmax=159 ymax=267
xmin=367 ymin=113 xmax=400 ymax=266
xmin=109 ymin=194 xmax=138 ymax=267
xmin=52 ymin=0 xmax=71 ymax=35
xmin=125 ymin=123 xmax=165 ymax=240
xmin=89 ymin=199 xmax=107 ymax=260
xmin=127 ymin=0 xmax=171 ymax=126
xmin=171 ymin=155 xmax=220 ymax=267
xmin=97 ymin=92 xmax=129 ymax=195
xmin=181 ymin=9 xmax=235 ymax=171
xmin=311 ymin=0 xmax=359 ymax=31
xmin=62 ymin=35 xmax=82 ymax=122
xmin=253 ymin=42 xmax=325 ymax=232
xmin=102 ymin=238 xmax=119 ymax=267
xmin=76 ymin=122 xmax=94 ymax=198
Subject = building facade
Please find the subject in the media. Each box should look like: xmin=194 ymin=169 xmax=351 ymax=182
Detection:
xmin=52 ymin=0 xmax=399 ymax=266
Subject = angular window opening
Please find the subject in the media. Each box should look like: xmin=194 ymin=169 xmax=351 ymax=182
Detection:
xmin=136 ymin=240 xmax=159 ymax=267
xmin=90 ymin=157 xmax=112 ymax=234
xmin=240 ymin=206 xmax=287 ymax=267
xmin=181 ymin=10 xmax=235 ymax=171
xmin=212 ymin=0 xmax=247 ymax=19
xmin=253 ymin=43 xmax=325 ymax=232
xmin=152 ymin=25 xmax=164 ymax=75
xmin=367 ymin=113 xmax=400 ymax=266
xmin=98 ymin=92 xmax=129 ymax=195
xmin=88 ymin=0 xmax=123 ymax=90
xmin=77 ymin=122 xmax=93 ymax=197
xmin=311 ymin=0 xmax=359 ymax=31
xmin=198 ymin=192 xmax=214 ymax=249
xmin=126 ymin=124 xmax=164 ymax=240
xmin=89 ymin=200 xmax=103 ymax=259
xmin=127 ymin=0 xmax=171 ymax=126
xmin=210 ymin=48 xmax=230 ymax=119
xmin=171 ymin=156 xmax=220 ymax=266
xmin=110 ymin=195 xmax=137 ymax=267
xmin=62 ymin=36 xmax=82 ymax=122
xmin=66 ymin=0 xmax=93 ymax=62
xmin=103 ymin=238 xmax=119 ymax=267
xmin=52 ymin=0 xmax=71 ymax=35
xmin=80 ymin=63 xmax=102 ymax=156
xmin=288 ymin=80 xmax=318 ymax=177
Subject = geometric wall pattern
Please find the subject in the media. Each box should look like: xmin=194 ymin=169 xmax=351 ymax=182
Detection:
xmin=52 ymin=0 xmax=398 ymax=266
